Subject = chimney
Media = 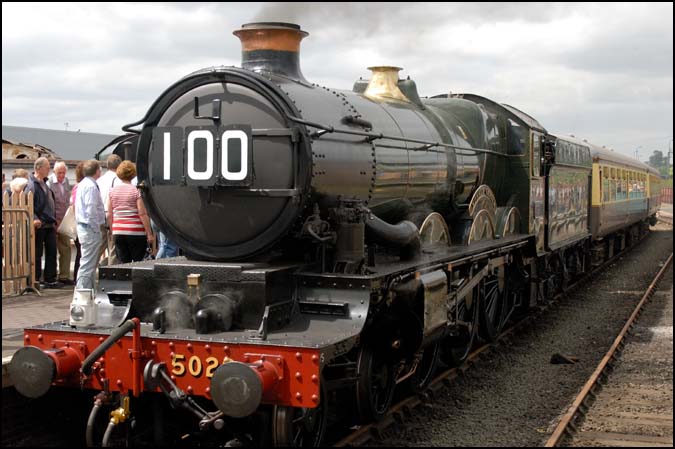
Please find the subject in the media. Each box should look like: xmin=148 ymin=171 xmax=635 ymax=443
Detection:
xmin=233 ymin=22 xmax=308 ymax=82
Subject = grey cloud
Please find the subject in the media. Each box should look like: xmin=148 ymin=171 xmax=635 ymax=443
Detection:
xmin=556 ymin=7 xmax=673 ymax=76
xmin=2 ymin=35 xmax=93 ymax=73
xmin=2 ymin=3 xmax=249 ymax=73
xmin=540 ymin=101 xmax=673 ymax=152
xmin=582 ymin=75 xmax=673 ymax=105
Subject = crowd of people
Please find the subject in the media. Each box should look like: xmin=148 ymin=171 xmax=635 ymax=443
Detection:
xmin=4 ymin=154 xmax=178 ymax=291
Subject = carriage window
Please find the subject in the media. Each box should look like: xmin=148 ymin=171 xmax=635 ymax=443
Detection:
xmin=631 ymin=172 xmax=640 ymax=198
xmin=616 ymin=171 xmax=622 ymax=200
xmin=616 ymin=175 xmax=622 ymax=200
xmin=639 ymin=174 xmax=646 ymax=197
xmin=609 ymin=169 xmax=616 ymax=202
xmin=610 ymin=179 xmax=616 ymax=201
xmin=634 ymin=173 xmax=639 ymax=198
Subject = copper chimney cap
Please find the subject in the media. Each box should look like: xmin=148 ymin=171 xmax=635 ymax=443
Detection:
xmin=233 ymin=22 xmax=308 ymax=50
xmin=233 ymin=22 xmax=309 ymax=81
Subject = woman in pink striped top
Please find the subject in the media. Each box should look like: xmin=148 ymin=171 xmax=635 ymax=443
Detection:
xmin=106 ymin=161 xmax=154 ymax=263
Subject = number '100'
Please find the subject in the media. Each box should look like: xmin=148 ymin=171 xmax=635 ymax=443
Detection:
xmin=162 ymin=130 xmax=249 ymax=181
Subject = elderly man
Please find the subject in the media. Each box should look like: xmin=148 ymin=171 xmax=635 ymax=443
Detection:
xmin=75 ymin=160 xmax=105 ymax=290
xmin=47 ymin=161 xmax=73 ymax=284
xmin=97 ymin=154 xmax=122 ymax=265
xmin=25 ymin=157 xmax=60 ymax=288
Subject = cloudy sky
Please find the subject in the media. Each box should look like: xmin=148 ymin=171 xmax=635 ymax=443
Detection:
xmin=2 ymin=2 xmax=673 ymax=160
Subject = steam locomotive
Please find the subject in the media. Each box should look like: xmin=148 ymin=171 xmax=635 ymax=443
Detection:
xmin=8 ymin=22 xmax=662 ymax=447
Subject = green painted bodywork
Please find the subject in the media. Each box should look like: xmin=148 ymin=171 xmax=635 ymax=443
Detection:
xmin=353 ymin=79 xmax=594 ymax=255
xmin=447 ymin=94 xmax=541 ymax=248
xmin=436 ymin=95 xmax=593 ymax=254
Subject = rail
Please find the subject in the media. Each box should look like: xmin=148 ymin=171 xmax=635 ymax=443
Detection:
xmin=2 ymin=191 xmax=39 ymax=296
xmin=544 ymin=252 xmax=673 ymax=447
xmin=658 ymin=212 xmax=673 ymax=226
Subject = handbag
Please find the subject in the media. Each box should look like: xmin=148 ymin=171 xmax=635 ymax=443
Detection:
xmin=57 ymin=205 xmax=77 ymax=240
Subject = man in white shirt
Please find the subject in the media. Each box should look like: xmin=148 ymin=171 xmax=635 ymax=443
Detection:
xmin=97 ymin=154 xmax=121 ymax=265
xmin=75 ymin=160 xmax=105 ymax=290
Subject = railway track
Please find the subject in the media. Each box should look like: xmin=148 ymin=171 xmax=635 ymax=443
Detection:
xmin=333 ymin=234 xmax=656 ymax=447
xmin=545 ymin=252 xmax=673 ymax=447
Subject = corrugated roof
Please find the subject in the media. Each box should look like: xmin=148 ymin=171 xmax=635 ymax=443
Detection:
xmin=2 ymin=125 xmax=118 ymax=161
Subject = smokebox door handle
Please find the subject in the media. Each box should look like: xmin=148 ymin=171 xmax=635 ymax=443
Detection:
xmin=193 ymin=97 xmax=221 ymax=121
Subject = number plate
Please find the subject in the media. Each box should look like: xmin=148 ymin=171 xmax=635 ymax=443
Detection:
xmin=151 ymin=125 xmax=253 ymax=186
xmin=171 ymin=352 xmax=225 ymax=379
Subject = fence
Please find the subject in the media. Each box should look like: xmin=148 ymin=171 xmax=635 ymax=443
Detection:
xmin=2 ymin=191 xmax=40 ymax=296
xmin=662 ymin=187 xmax=673 ymax=204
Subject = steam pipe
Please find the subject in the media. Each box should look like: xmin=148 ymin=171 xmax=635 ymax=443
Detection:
xmin=81 ymin=319 xmax=138 ymax=376
xmin=101 ymin=421 xmax=116 ymax=447
xmin=362 ymin=210 xmax=421 ymax=258
xmin=131 ymin=317 xmax=142 ymax=396
xmin=365 ymin=215 xmax=419 ymax=246
xmin=86 ymin=398 xmax=102 ymax=447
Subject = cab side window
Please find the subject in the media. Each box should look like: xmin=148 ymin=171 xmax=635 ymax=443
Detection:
xmin=507 ymin=119 xmax=526 ymax=155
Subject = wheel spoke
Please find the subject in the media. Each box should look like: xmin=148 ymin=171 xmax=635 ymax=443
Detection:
xmin=486 ymin=287 xmax=498 ymax=313
xmin=292 ymin=428 xmax=302 ymax=446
